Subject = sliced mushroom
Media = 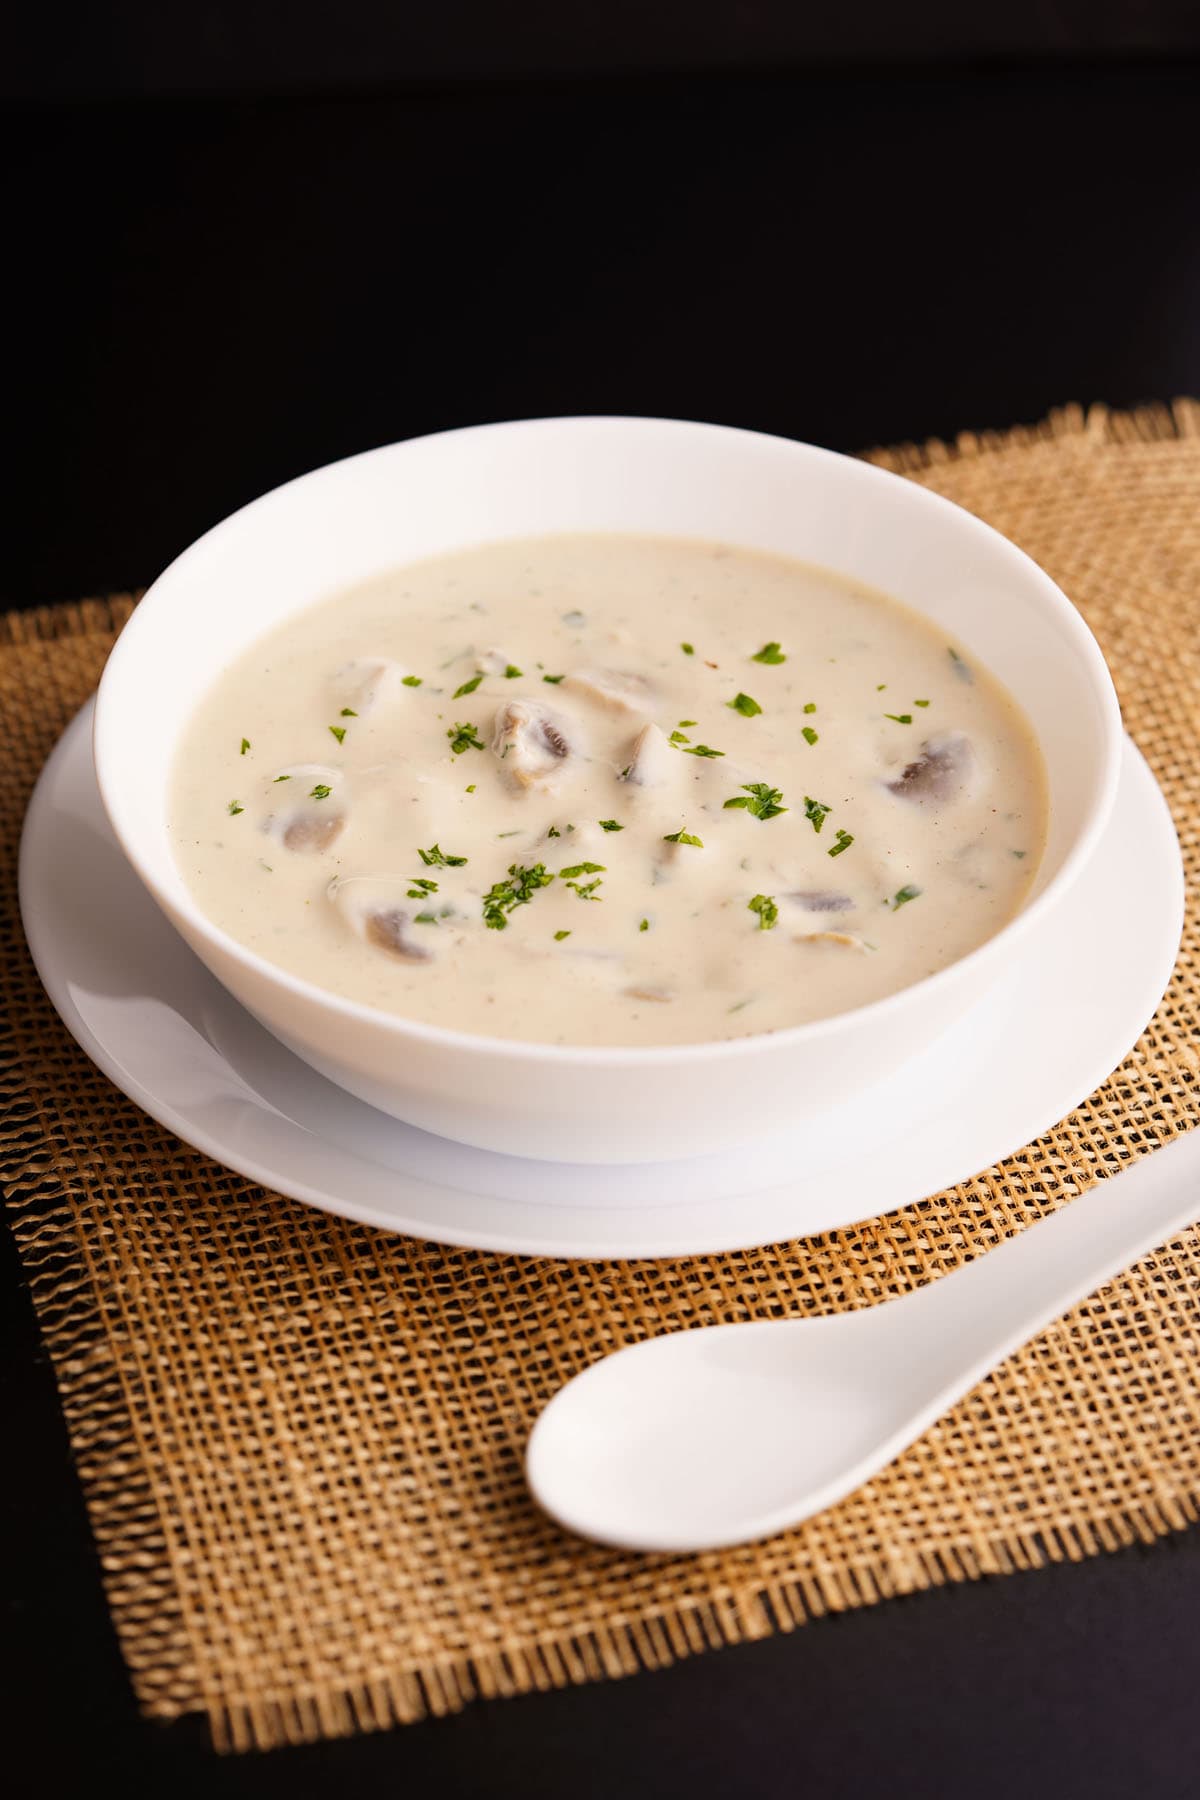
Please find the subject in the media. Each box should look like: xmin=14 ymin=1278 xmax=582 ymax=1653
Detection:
xmin=565 ymin=667 xmax=657 ymax=714
xmin=885 ymin=731 xmax=977 ymax=804
xmin=794 ymin=932 xmax=872 ymax=953
xmin=789 ymin=890 xmax=854 ymax=913
xmin=491 ymin=699 xmax=573 ymax=789
xmin=265 ymin=764 xmax=347 ymax=854
xmin=330 ymin=657 xmax=409 ymax=715
xmin=620 ymin=721 xmax=671 ymax=788
xmin=328 ymin=876 xmax=435 ymax=962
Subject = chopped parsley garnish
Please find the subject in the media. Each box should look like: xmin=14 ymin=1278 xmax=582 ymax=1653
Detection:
xmin=724 ymin=782 xmax=787 ymax=821
xmin=329 ymin=724 xmax=347 ymax=744
xmin=803 ymin=795 xmax=831 ymax=833
xmin=558 ymin=862 xmax=606 ymax=878
xmin=892 ymin=884 xmax=923 ymax=909
xmin=751 ymin=641 xmax=787 ymax=664
xmin=407 ymin=878 xmax=439 ymax=897
xmin=1011 ymin=848 xmax=1028 ymax=859
xmin=728 ymin=692 xmax=762 ymax=717
xmin=414 ymin=912 xmax=439 ymax=925
xmin=877 ymin=683 xmax=887 ymax=691
xmin=547 ymin=825 xmax=561 ymax=838
xmin=542 ymin=673 xmax=565 ymax=684
xmin=453 ymin=674 xmax=484 ymax=698
xmin=681 ymin=742 xmax=725 ymax=758
xmin=504 ymin=664 xmax=523 ymax=678
xmin=884 ymin=713 xmax=913 ymax=725
xmin=915 ymin=698 xmax=930 ymax=707
xmin=482 ymin=862 xmax=554 ymax=929
xmin=663 ymin=829 xmax=704 ymax=847
xmin=599 ymin=819 xmax=623 ymax=831
xmin=681 ymin=642 xmax=695 ymax=655
xmin=678 ymin=719 xmax=698 ymax=728
xmin=554 ymin=930 xmax=572 ymax=941
xmin=566 ymin=876 xmax=603 ymax=901
xmin=668 ymin=729 xmax=689 ymax=745
xmin=803 ymin=701 xmax=817 ymax=714
xmin=801 ymin=725 xmax=819 ymax=745
xmin=309 ymin=784 xmax=332 ymax=800
xmin=340 ymin=707 xmax=358 ymax=716
xmin=465 ymin=784 xmax=476 ymax=793
xmin=239 ymin=737 xmax=250 ymax=755
xmin=417 ymin=843 xmax=468 ymax=867
xmin=828 ymin=829 xmax=855 ymax=857
xmin=401 ymin=675 xmax=422 ymax=688
xmin=748 ymin=893 xmax=778 ymax=931
xmin=447 ymin=721 xmax=484 ymax=754
xmin=273 ymin=774 xmax=291 ymax=783
xmin=227 ymin=800 xmax=244 ymax=815
xmin=639 ymin=918 xmax=650 ymax=931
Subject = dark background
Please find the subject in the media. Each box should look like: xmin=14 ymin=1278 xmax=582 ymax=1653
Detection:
xmin=5 ymin=5 xmax=1200 ymax=1794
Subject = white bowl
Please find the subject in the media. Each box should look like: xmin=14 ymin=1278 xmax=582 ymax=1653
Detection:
xmin=93 ymin=417 xmax=1122 ymax=1164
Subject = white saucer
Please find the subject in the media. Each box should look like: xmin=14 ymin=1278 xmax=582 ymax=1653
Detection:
xmin=19 ymin=703 xmax=1183 ymax=1259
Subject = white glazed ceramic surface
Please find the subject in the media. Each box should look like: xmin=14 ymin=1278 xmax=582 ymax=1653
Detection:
xmin=92 ymin=418 xmax=1122 ymax=1163
xmin=25 ymin=709 xmax=1179 ymax=1256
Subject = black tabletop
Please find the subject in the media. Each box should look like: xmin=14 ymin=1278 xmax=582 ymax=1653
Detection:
xmin=5 ymin=52 xmax=1200 ymax=1797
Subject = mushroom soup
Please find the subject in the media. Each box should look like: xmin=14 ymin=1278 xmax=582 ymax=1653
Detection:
xmin=171 ymin=533 xmax=1048 ymax=1046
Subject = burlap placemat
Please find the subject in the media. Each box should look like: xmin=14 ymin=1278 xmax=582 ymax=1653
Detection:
xmin=2 ymin=403 xmax=1198 ymax=1752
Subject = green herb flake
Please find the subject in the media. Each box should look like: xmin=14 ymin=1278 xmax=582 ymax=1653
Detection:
xmin=1011 ymin=848 xmax=1028 ymax=859
xmin=803 ymin=702 xmax=817 ymax=714
xmin=482 ymin=862 xmax=555 ymax=930
xmin=668 ymin=729 xmax=690 ymax=745
xmin=273 ymin=774 xmax=291 ymax=783
xmin=801 ymin=726 xmax=820 ymax=745
xmin=414 ymin=912 xmax=439 ymax=925
xmin=407 ymin=877 xmax=439 ymax=897
xmin=803 ymin=795 xmax=831 ymax=833
xmin=542 ymin=673 xmax=565 ymax=684
xmin=681 ymin=642 xmax=695 ymax=655
xmin=639 ymin=917 xmax=650 ymax=931
xmin=876 ymin=683 xmax=887 ymax=692
xmin=239 ymin=737 xmax=250 ymax=755
xmin=417 ymin=843 xmax=468 ymax=867
xmin=309 ymin=784 xmax=332 ymax=800
xmin=504 ymin=664 xmax=523 ymax=679
xmin=599 ymin=819 xmax=623 ymax=832
xmin=329 ymin=724 xmax=347 ymax=744
xmin=724 ymin=782 xmax=787 ymax=822
xmin=401 ymin=675 xmax=422 ymax=688
xmin=751 ymin=641 xmax=787 ymax=665
xmin=728 ymin=692 xmax=762 ymax=718
xmin=663 ymin=829 xmax=704 ymax=847
xmin=892 ymin=883 xmax=923 ymax=909
xmin=465 ymin=783 xmax=476 ymax=793
xmin=227 ymin=800 xmax=244 ymax=815
xmin=566 ymin=877 xmax=603 ymax=902
xmin=554 ymin=929 xmax=572 ymax=941
xmin=340 ymin=707 xmax=359 ymax=717
xmin=949 ymin=647 xmax=974 ymax=684
xmin=453 ymin=674 xmax=484 ymax=699
xmin=748 ymin=893 xmax=778 ymax=931
xmin=884 ymin=713 xmax=913 ymax=725
xmin=677 ymin=719 xmax=698 ymax=728
xmin=828 ymin=829 xmax=855 ymax=858
xmin=558 ymin=862 xmax=606 ymax=878
xmin=681 ymin=742 xmax=725 ymax=758
xmin=447 ymin=721 xmax=484 ymax=754
xmin=914 ymin=698 xmax=930 ymax=707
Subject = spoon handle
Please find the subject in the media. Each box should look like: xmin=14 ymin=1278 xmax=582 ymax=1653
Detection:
xmin=900 ymin=1128 xmax=1199 ymax=1383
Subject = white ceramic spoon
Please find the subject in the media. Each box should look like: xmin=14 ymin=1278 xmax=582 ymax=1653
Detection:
xmin=526 ymin=1130 xmax=1199 ymax=1553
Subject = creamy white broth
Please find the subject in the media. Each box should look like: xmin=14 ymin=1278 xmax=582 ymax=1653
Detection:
xmin=171 ymin=533 xmax=1048 ymax=1046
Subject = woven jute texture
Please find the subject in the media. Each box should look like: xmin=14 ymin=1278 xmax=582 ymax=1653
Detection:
xmin=3 ymin=403 xmax=1199 ymax=1752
